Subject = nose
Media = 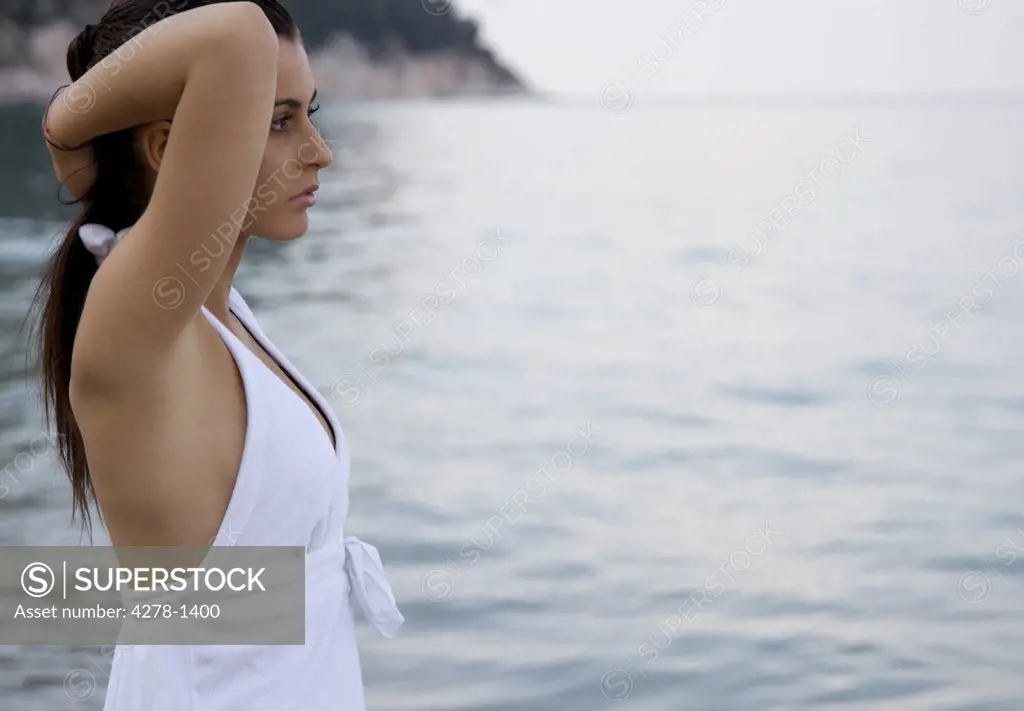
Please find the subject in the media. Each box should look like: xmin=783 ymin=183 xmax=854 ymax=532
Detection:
xmin=302 ymin=124 xmax=333 ymax=170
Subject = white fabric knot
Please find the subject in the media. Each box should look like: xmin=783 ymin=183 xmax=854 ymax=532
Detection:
xmin=343 ymin=536 xmax=405 ymax=639
xmin=79 ymin=223 xmax=131 ymax=265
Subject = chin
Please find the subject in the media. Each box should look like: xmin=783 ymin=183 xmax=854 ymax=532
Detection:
xmin=251 ymin=213 xmax=310 ymax=242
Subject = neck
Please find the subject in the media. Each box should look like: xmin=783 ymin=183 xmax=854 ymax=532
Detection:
xmin=202 ymin=233 xmax=250 ymax=322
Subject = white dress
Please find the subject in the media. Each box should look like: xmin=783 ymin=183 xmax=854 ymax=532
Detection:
xmin=101 ymin=286 xmax=404 ymax=711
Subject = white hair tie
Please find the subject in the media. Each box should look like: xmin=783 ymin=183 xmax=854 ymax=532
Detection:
xmin=78 ymin=223 xmax=132 ymax=265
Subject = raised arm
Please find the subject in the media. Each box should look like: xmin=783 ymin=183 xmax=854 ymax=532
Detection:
xmin=65 ymin=2 xmax=280 ymax=392
xmin=45 ymin=2 xmax=275 ymax=152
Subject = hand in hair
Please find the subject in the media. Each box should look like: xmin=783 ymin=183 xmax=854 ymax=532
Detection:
xmin=42 ymin=86 xmax=96 ymax=201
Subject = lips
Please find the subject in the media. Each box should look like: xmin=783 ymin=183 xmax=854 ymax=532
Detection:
xmin=291 ymin=184 xmax=319 ymax=200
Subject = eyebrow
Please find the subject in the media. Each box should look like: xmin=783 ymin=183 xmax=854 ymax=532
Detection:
xmin=274 ymin=89 xmax=318 ymax=110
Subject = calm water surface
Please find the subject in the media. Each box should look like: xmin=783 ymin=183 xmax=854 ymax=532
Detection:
xmin=1 ymin=97 xmax=1023 ymax=710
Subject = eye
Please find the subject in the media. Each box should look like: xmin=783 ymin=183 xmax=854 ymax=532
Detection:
xmin=308 ymin=101 xmax=320 ymax=117
xmin=271 ymin=113 xmax=291 ymax=132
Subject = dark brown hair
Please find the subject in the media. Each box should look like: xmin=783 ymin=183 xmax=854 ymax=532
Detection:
xmin=28 ymin=0 xmax=297 ymax=536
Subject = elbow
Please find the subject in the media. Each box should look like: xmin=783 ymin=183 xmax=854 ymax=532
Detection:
xmin=201 ymin=3 xmax=280 ymax=71
xmin=224 ymin=2 xmax=281 ymax=47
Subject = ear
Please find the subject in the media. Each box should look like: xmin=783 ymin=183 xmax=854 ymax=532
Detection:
xmin=136 ymin=120 xmax=172 ymax=173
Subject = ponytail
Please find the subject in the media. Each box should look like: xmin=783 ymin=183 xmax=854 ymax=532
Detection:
xmin=30 ymin=212 xmax=101 ymax=534
xmin=29 ymin=123 xmax=147 ymax=536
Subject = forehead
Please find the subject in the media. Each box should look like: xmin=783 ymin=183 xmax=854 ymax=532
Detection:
xmin=275 ymin=38 xmax=314 ymax=100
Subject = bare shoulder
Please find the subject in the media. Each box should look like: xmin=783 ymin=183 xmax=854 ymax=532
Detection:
xmin=71 ymin=317 xmax=246 ymax=548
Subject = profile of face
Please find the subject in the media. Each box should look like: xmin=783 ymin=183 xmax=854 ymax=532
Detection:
xmin=249 ymin=37 xmax=333 ymax=240
xmin=135 ymin=37 xmax=333 ymax=241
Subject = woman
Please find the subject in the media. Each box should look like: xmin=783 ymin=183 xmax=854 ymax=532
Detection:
xmin=31 ymin=1 xmax=403 ymax=708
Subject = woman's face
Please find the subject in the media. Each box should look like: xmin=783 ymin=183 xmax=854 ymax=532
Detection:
xmin=134 ymin=36 xmax=332 ymax=241
xmin=246 ymin=37 xmax=333 ymax=241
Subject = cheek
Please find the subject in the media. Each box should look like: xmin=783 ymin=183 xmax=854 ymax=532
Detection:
xmin=253 ymin=154 xmax=281 ymax=192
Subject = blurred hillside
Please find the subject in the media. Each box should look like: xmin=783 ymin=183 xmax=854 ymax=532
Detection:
xmin=0 ymin=0 xmax=526 ymax=101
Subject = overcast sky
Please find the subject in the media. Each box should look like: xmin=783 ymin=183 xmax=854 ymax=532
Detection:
xmin=455 ymin=0 xmax=1024 ymax=95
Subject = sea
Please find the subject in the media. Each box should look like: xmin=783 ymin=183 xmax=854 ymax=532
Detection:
xmin=1 ymin=94 xmax=1023 ymax=710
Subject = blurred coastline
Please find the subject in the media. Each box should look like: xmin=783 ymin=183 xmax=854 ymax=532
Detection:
xmin=0 ymin=24 xmax=526 ymax=103
xmin=0 ymin=1 xmax=527 ymax=103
